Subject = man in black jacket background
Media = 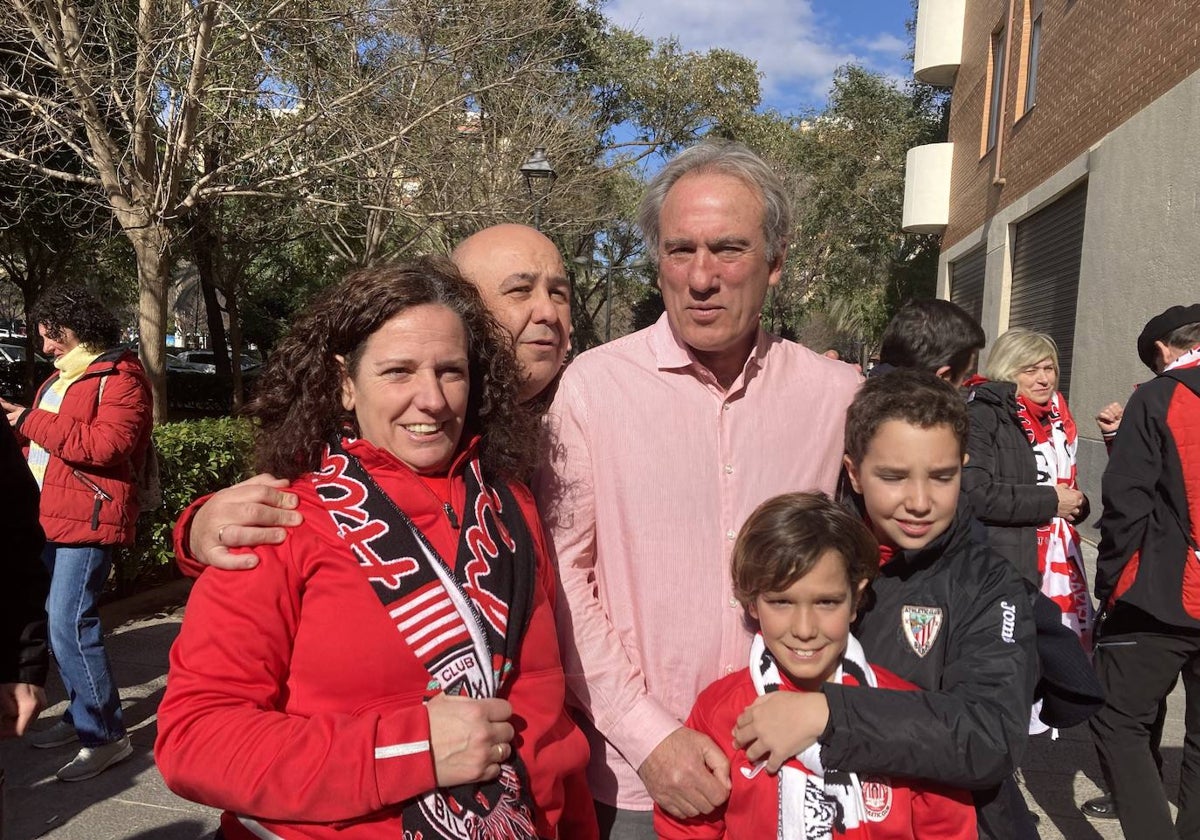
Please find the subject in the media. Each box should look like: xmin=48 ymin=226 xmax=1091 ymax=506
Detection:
xmin=1090 ymin=303 xmax=1200 ymax=840
xmin=0 ymin=414 xmax=50 ymax=835
xmin=0 ymin=417 xmax=48 ymax=737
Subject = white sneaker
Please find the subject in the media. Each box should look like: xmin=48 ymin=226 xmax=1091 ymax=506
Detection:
xmin=26 ymin=721 xmax=78 ymax=749
xmin=55 ymin=736 xmax=133 ymax=782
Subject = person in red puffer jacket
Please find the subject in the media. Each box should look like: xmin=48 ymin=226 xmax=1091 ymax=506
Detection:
xmin=2 ymin=285 xmax=152 ymax=783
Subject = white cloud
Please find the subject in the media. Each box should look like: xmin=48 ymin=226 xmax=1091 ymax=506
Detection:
xmin=860 ymin=32 xmax=908 ymax=58
xmin=604 ymin=0 xmax=906 ymax=112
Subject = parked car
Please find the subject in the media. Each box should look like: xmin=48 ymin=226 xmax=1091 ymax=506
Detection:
xmin=0 ymin=342 xmax=28 ymax=364
xmin=0 ymin=342 xmax=53 ymax=400
xmin=169 ymin=350 xmax=218 ymax=374
xmin=171 ymin=349 xmax=260 ymax=374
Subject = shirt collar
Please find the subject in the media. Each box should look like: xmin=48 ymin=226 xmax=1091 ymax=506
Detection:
xmin=647 ymin=312 xmax=770 ymax=382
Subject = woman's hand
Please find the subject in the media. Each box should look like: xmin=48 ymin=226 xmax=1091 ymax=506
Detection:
xmin=1055 ymin=484 xmax=1084 ymax=520
xmin=426 ymin=694 xmax=515 ymax=787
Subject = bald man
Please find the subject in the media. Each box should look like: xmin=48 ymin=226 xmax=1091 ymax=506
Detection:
xmin=176 ymin=224 xmax=573 ymax=570
xmin=453 ymin=224 xmax=572 ymax=402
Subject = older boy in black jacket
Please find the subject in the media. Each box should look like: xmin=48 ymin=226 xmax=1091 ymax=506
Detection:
xmin=734 ymin=371 xmax=1038 ymax=840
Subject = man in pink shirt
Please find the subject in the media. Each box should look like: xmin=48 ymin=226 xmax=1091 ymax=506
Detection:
xmin=533 ymin=140 xmax=860 ymax=838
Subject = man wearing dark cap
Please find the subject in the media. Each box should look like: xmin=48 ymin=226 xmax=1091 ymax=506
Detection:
xmin=1089 ymin=303 xmax=1200 ymax=839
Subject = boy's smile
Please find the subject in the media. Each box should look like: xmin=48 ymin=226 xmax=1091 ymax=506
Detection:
xmin=749 ymin=550 xmax=863 ymax=691
xmin=844 ymin=420 xmax=964 ymax=552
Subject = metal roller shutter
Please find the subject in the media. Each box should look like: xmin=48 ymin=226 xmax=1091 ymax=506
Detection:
xmin=949 ymin=246 xmax=986 ymax=326
xmin=1009 ymin=182 xmax=1087 ymax=398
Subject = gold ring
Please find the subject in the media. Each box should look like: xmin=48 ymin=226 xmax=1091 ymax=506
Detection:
xmin=217 ymin=526 xmax=226 ymax=545
xmin=494 ymin=743 xmax=506 ymax=761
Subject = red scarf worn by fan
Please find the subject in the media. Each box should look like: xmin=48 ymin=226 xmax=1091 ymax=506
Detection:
xmin=1014 ymin=392 xmax=1095 ymax=654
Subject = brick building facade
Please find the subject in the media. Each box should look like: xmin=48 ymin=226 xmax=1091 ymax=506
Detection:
xmin=904 ymin=0 xmax=1200 ymax=535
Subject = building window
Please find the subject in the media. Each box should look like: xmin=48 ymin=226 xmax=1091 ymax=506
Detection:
xmin=1022 ymin=0 xmax=1043 ymax=115
xmin=985 ymin=26 xmax=1006 ymax=153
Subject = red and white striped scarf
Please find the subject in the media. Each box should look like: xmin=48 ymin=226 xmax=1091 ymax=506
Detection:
xmin=1015 ymin=392 xmax=1095 ymax=653
xmin=313 ymin=433 xmax=538 ymax=840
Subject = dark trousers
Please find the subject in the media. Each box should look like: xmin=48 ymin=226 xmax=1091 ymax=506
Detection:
xmin=1089 ymin=606 xmax=1200 ymax=840
xmin=594 ymin=800 xmax=656 ymax=840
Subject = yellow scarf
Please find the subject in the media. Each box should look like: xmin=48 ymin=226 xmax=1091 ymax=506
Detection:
xmin=26 ymin=344 xmax=104 ymax=488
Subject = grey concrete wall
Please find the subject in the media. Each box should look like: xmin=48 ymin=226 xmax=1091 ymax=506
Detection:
xmin=1071 ymin=67 xmax=1200 ymax=539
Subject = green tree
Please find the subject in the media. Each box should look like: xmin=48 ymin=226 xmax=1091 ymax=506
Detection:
xmin=720 ymin=66 xmax=946 ymax=359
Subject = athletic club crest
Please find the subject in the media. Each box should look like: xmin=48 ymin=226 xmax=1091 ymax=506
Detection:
xmin=860 ymin=776 xmax=893 ymax=822
xmin=901 ymin=605 xmax=943 ymax=657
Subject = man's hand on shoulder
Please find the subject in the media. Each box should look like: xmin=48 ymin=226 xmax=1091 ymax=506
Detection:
xmin=732 ymin=691 xmax=829 ymax=772
xmin=189 ymin=474 xmax=303 ymax=570
xmin=639 ymin=726 xmax=730 ymax=819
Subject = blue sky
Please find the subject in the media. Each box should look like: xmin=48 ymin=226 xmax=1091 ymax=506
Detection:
xmin=603 ymin=0 xmax=914 ymax=114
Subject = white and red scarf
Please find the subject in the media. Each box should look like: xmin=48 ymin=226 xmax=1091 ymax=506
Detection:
xmin=314 ymin=434 xmax=538 ymax=840
xmin=1015 ymin=392 xmax=1095 ymax=654
xmin=1164 ymin=344 xmax=1200 ymax=375
xmin=749 ymin=632 xmax=877 ymax=840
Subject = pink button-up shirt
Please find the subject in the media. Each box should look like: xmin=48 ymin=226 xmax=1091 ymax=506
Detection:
xmin=534 ymin=314 xmax=861 ymax=810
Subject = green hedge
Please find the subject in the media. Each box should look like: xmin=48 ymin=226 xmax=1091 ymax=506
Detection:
xmin=112 ymin=417 xmax=256 ymax=597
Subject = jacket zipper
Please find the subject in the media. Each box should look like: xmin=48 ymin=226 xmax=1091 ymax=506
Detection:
xmin=443 ymin=502 xmax=460 ymax=529
xmin=72 ymin=469 xmax=113 ymax=530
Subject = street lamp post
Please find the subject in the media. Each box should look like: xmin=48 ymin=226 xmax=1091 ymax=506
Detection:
xmin=519 ymin=147 xmax=556 ymax=230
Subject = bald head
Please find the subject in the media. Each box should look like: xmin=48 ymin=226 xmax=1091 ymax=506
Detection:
xmin=453 ymin=224 xmax=571 ymax=401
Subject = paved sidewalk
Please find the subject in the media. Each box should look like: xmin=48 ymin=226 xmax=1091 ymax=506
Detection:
xmin=0 ymin=552 xmax=1182 ymax=839
xmin=1 ymin=581 xmax=221 ymax=840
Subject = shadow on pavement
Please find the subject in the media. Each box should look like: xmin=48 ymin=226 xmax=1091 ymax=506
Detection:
xmin=1 ymin=610 xmax=220 ymax=840
xmin=1021 ymin=718 xmax=1182 ymax=840
xmin=125 ymin=820 xmax=214 ymax=839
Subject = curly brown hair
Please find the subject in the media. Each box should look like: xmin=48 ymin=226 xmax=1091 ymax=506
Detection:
xmin=31 ymin=286 xmax=122 ymax=349
xmin=247 ymin=257 xmax=538 ymax=481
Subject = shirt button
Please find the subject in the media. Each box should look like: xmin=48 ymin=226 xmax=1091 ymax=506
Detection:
xmin=728 ymin=597 xmax=739 ymax=608
xmin=723 ymin=402 xmax=730 ymax=411
xmin=726 ymin=529 xmax=736 ymax=541
xmin=724 ymin=464 xmax=733 ymax=475
xmin=724 ymin=665 xmax=735 ymax=675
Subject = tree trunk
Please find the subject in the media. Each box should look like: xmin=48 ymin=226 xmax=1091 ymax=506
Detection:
xmin=130 ymin=230 xmax=171 ymax=422
xmin=189 ymin=213 xmax=231 ymax=376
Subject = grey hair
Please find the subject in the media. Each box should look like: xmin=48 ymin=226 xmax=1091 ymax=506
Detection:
xmin=636 ymin=139 xmax=792 ymax=265
xmin=1164 ymin=321 xmax=1200 ymax=352
xmin=984 ymin=328 xmax=1059 ymax=383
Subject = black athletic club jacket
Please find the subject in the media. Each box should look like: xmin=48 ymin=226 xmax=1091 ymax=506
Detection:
xmin=821 ymin=498 xmax=1037 ymax=840
xmin=1095 ymin=366 xmax=1200 ymax=626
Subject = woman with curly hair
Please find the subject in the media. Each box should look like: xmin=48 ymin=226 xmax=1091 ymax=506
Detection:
xmin=3 ymin=286 xmax=151 ymax=782
xmin=155 ymin=257 xmax=591 ymax=840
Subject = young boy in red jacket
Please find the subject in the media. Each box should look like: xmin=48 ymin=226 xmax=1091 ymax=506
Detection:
xmin=654 ymin=492 xmax=976 ymax=839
